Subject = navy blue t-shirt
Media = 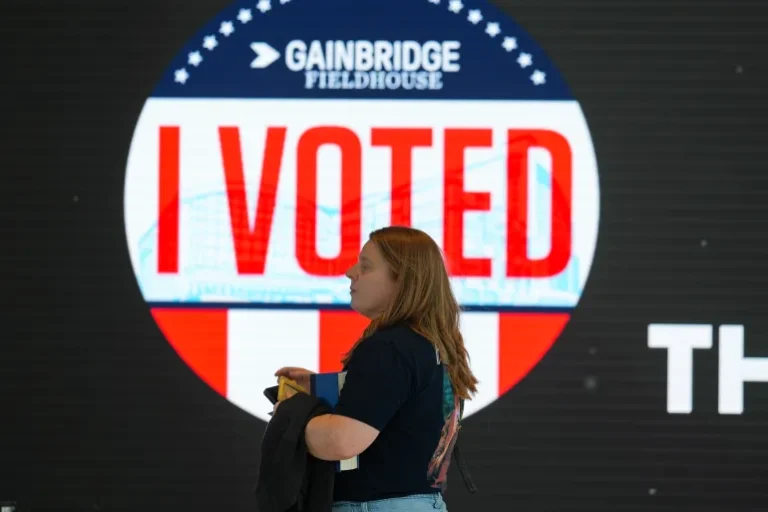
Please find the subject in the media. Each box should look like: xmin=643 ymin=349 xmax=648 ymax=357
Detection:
xmin=332 ymin=324 xmax=462 ymax=502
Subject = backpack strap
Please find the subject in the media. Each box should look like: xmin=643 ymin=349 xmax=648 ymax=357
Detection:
xmin=438 ymin=354 xmax=477 ymax=494
xmin=452 ymin=399 xmax=477 ymax=494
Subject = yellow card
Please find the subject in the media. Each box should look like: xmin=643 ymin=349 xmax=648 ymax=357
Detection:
xmin=277 ymin=376 xmax=307 ymax=401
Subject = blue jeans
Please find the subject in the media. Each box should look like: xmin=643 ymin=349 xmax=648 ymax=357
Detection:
xmin=332 ymin=493 xmax=447 ymax=512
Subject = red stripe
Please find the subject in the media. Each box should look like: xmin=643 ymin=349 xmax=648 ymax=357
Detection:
xmin=152 ymin=308 xmax=228 ymax=396
xmin=318 ymin=310 xmax=370 ymax=373
xmin=498 ymin=312 xmax=570 ymax=394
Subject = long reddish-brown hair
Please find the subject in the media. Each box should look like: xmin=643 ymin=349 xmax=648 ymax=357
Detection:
xmin=341 ymin=226 xmax=479 ymax=400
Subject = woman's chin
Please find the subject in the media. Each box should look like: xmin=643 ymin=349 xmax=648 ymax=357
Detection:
xmin=350 ymin=302 xmax=374 ymax=320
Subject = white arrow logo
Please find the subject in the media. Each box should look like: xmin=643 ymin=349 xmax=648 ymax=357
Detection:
xmin=250 ymin=42 xmax=281 ymax=69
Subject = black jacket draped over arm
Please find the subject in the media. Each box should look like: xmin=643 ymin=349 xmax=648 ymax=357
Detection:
xmin=255 ymin=393 xmax=335 ymax=512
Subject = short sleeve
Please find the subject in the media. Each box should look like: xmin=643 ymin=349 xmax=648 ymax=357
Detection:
xmin=333 ymin=338 xmax=412 ymax=431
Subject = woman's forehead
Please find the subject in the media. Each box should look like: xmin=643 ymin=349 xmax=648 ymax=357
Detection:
xmin=359 ymin=241 xmax=380 ymax=261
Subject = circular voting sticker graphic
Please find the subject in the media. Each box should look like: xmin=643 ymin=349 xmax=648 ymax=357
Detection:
xmin=124 ymin=0 xmax=600 ymax=422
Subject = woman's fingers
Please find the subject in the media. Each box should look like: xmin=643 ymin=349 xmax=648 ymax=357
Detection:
xmin=274 ymin=366 xmax=303 ymax=377
xmin=275 ymin=366 xmax=313 ymax=378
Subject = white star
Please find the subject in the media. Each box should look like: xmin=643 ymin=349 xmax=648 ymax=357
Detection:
xmin=280 ymin=0 xmax=291 ymax=3
xmin=219 ymin=21 xmax=234 ymax=37
xmin=502 ymin=37 xmax=517 ymax=51
xmin=203 ymin=35 xmax=218 ymax=51
xmin=256 ymin=0 xmax=271 ymax=13
xmin=174 ymin=68 xmax=189 ymax=84
xmin=530 ymin=70 xmax=546 ymax=85
xmin=467 ymin=9 xmax=482 ymax=24
xmin=517 ymin=52 xmax=533 ymax=68
xmin=188 ymin=51 xmax=203 ymax=67
xmin=428 ymin=0 xmax=440 ymax=3
xmin=448 ymin=0 xmax=463 ymax=13
xmin=485 ymin=22 xmax=500 ymax=37
xmin=237 ymin=8 xmax=253 ymax=23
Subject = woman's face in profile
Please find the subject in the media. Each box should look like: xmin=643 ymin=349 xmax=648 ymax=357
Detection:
xmin=346 ymin=241 xmax=397 ymax=319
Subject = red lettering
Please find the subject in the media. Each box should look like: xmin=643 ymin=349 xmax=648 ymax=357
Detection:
xmin=506 ymin=129 xmax=572 ymax=277
xmin=158 ymin=124 xmax=574 ymax=281
xmin=296 ymin=127 xmax=362 ymax=276
xmin=219 ymin=126 xmax=287 ymax=274
xmin=158 ymin=126 xmax=180 ymax=274
xmin=443 ymin=129 xmax=493 ymax=277
xmin=371 ymin=128 xmax=432 ymax=226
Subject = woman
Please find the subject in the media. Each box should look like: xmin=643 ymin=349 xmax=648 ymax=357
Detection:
xmin=275 ymin=226 xmax=478 ymax=511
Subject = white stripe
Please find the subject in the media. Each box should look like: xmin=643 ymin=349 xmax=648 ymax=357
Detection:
xmin=227 ymin=309 xmax=319 ymax=422
xmin=459 ymin=312 xmax=499 ymax=418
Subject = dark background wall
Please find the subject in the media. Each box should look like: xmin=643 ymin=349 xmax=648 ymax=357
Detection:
xmin=2 ymin=0 xmax=768 ymax=511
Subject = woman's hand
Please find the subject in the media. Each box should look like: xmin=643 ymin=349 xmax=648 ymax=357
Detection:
xmin=274 ymin=366 xmax=315 ymax=393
